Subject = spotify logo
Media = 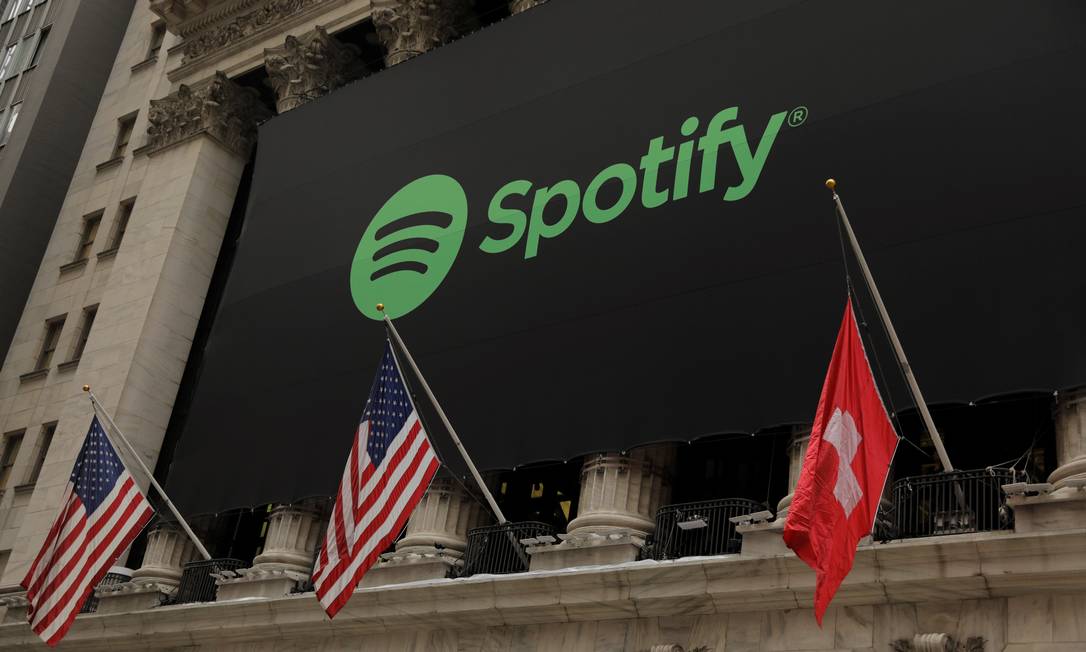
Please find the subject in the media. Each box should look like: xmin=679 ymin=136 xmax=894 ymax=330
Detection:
xmin=350 ymin=174 xmax=468 ymax=320
xmin=352 ymin=104 xmax=804 ymax=319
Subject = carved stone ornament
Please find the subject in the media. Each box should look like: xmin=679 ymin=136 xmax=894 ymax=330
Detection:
xmin=509 ymin=0 xmax=546 ymax=15
xmin=180 ymin=0 xmax=330 ymax=64
xmin=372 ymin=0 xmax=473 ymax=67
xmin=146 ymin=71 xmax=272 ymax=157
xmin=264 ymin=26 xmax=364 ymax=113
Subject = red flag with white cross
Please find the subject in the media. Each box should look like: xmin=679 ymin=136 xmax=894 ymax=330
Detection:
xmin=782 ymin=298 xmax=898 ymax=624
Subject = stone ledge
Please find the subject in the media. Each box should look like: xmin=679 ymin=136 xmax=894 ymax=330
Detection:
xmin=95 ymin=156 xmax=124 ymax=172
xmin=17 ymin=368 xmax=47 ymax=383
xmin=58 ymin=257 xmax=88 ymax=274
xmin=1 ymin=528 xmax=1084 ymax=649
xmin=130 ymin=55 xmax=158 ymax=73
xmin=56 ymin=358 xmax=80 ymax=373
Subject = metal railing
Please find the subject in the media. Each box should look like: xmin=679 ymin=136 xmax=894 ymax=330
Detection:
xmin=888 ymin=468 xmax=1020 ymax=540
xmin=461 ymin=521 xmax=554 ymax=577
xmin=172 ymin=558 xmax=245 ymax=605
xmin=651 ymin=498 xmax=766 ymax=560
xmin=80 ymin=568 xmax=132 ymax=614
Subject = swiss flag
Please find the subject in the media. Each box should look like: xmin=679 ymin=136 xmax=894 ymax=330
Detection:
xmin=783 ymin=298 xmax=898 ymax=624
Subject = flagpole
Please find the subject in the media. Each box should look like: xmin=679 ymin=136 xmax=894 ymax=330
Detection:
xmin=377 ymin=305 xmax=508 ymax=525
xmin=82 ymin=385 xmax=212 ymax=560
xmin=825 ymin=179 xmax=955 ymax=472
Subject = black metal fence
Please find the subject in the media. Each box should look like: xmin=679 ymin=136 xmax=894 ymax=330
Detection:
xmin=887 ymin=468 xmax=1019 ymax=540
xmin=80 ymin=569 xmax=132 ymax=614
xmin=650 ymin=498 xmax=766 ymax=560
xmin=172 ymin=558 xmax=245 ymax=605
xmin=462 ymin=521 xmax=554 ymax=577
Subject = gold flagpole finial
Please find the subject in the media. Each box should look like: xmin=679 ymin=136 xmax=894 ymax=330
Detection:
xmin=376 ymin=303 xmax=385 ymax=313
xmin=82 ymin=384 xmax=90 ymax=392
xmin=825 ymin=178 xmax=836 ymax=191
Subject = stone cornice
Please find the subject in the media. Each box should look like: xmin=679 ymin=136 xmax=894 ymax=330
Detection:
xmin=179 ymin=0 xmax=337 ymax=64
xmin=1 ymin=528 xmax=1084 ymax=649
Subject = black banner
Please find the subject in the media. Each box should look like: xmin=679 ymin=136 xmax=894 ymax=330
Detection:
xmin=165 ymin=0 xmax=1086 ymax=515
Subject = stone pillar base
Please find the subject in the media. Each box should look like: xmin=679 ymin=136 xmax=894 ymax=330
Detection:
xmin=360 ymin=550 xmax=461 ymax=587
xmin=526 ymin=530 xmax=645 ymax=571
xmin=0 ymin=593 xmax=27 ymax=624
xmin=95 ymin=581 xmax=174 ymax=614
xmin=216 ymin=568 xmax=309 ymax=601
xmin=737 ymin=520 xmax=791 ymax=557
xmin=1008 ymin=489 xmax=1086 ymax=533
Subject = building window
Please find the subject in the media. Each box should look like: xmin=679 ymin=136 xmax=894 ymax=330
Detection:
xmin=3 ymin=0 xmax=29 ymax=22
xmin=70 ymin=305 xmax=96 ymax=361
xmin=112 ymin=113 xmax=136 ymax=158
xmin=26 ymin=422 xmax=55 ymax=485
xmin=74 ymin=210 xmax=101 ymax=261
xmin=35 ymin=316 xmax=64 ymax=371
xmin=28 ymin=26 xmax=47 ymax=67
xmin=110 ymin=197 xmax=135 ymax=249
xmin=148 ymin=23 xmax=165 ymax=58
xmin=0 ymin=43 xmax=16 ymax=78
xmin=0 ymin=431 xmax=23 ymax=490
xmin=0 ymin=102 xmax=19 ymax=145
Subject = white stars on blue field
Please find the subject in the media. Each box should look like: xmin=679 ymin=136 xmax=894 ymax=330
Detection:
xmin=69 ymin=417 xmax=125 ymax=514
xmin=360 ymin=342 xmax=414 ymax=467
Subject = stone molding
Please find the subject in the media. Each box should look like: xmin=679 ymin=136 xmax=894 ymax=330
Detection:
xmin=2 ymin=528 xmax=1084 ymax=648
xmin=146 ymin=71 xmax=271 ymax=158
xmin=264 ymin=25 xmax=363 ymax=113
xmin=372 ymin=0 xmax=472 ymax=67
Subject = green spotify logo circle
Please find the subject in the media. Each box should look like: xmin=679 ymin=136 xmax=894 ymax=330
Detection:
xmin=350 ymin=174 xmax=468 ymax=320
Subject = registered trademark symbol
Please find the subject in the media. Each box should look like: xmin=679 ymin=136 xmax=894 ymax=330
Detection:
xmin=788 ymin=106 xmax=808 ymax=127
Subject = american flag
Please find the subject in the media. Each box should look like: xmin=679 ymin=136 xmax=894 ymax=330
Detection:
xmin=21 ymin=416 xmax=154 ymax=646
xmin=313 ymin=340 xmax=440 ymax=617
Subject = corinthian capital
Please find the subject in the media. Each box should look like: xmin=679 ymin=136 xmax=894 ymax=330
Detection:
xmin=146 ymin=71 xmax=272 ymax=157
xmin=265 ymin=26 xmax=364 ymax=113
xmin=372 ymin=0 xmax=473 ymax=67
xmin=509 ymin=0 xmax=546 ymax=14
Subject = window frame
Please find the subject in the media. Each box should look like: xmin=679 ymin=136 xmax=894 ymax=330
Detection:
xmin=112 ymin=112 xmax=137 ymax=159
xmin=0 ymin=102 xmax=19 ymax=145
xmin=25 ymin=422 xmax=55 ymax=485
xmin=0 ymin=43 xmax=16 ymax=79
xmin=74 ymin=210 xmax=102 ymax=262
xmin=110 ymin=197 xmax=136 ymax=250
xmin=147 ymin=22 xmax=166 ymax=59
xmin=28 ymin=25 xmax=48 ymax=68
xmin=70 ymin=304 xmax=97 ymax=362
xmin=0 ymin=430 xmax=25 ymax=491
xmin=35 ymin=315 xmax=65 ymax=371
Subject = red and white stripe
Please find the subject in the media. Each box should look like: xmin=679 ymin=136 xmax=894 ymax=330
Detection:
xmin=312 ymin=412 xmax=439 ymax=618
xmin=22 ymin=470 xmax=153 ymax=646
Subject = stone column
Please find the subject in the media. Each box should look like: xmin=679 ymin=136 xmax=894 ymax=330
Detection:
xmin=361 ymin=478 xmax=483 ymax=587
xmin=96 ymin=521 xmax=194 ymax=614
xmin=738 ymin=425 xmax=810 ymax=557
xmin=528 ymin=445 xmax=675 ymax=570
xmin=264 ymin=26 xmax=364 ymax=114
xmin=217 ymin=504 xmax=322 ymax=600
xmin=509 ymin=0 xmax=546 ymax=14
xmin=372 ymin=0 xmax=472 ymax=67
xmin=1050 ymin=386 xmax=1086 ymax=490
xmin=775 ymin=424 xmax=812 ymax=520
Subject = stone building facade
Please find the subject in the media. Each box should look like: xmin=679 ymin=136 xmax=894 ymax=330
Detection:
xmin=0 ymin=1 xmax=1082 ymax=650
